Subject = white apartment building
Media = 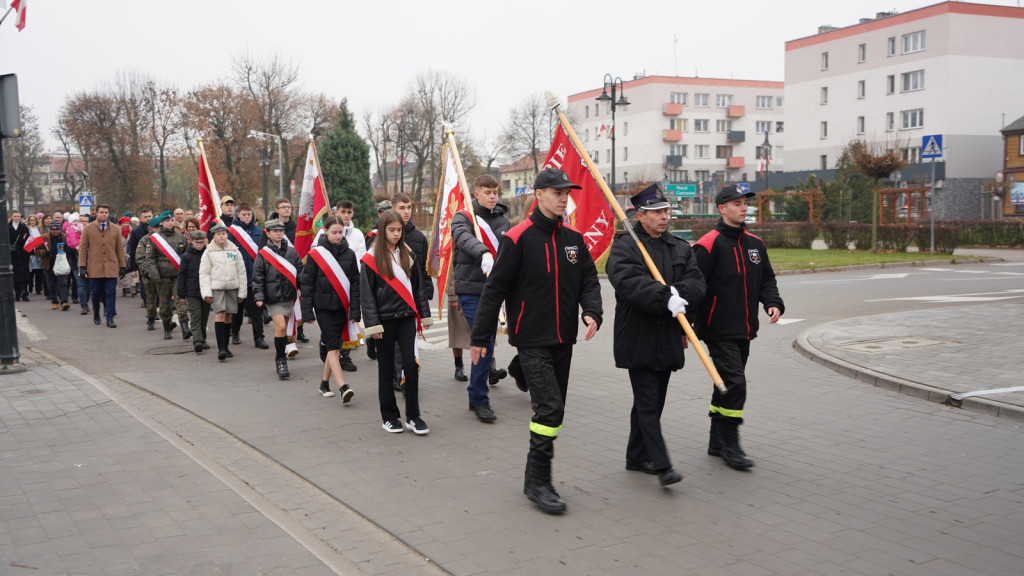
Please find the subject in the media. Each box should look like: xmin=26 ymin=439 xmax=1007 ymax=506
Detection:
xmin=784 ymin=1 xmax=1024 ymax=216
xmin=566 ymin=76 xmax=785 ymax=204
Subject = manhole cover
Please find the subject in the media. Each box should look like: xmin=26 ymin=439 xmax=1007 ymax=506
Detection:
xmin=146 ymin=345 xmax=196 ymax=355
xmin=835 ymin=337 xmax=954 ymax=354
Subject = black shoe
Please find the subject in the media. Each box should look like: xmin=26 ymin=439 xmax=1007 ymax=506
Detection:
xmin=106 ymin=320 xmax=117 ymax=328
xmin=163 ymin=328 xmax=173 ymax=340
xmin=340 ymin=357 xmax=357 ymax=372
xmin=524 ymin=481 xmax=566 ymax=515
xmin=339 ymin=384 xmax=354 ymax=404
xmin=319 ymin=380 xmax=335 ymax=398
xmin=218 ymin=349 xmax=228 ymax=361
xmin=276 ymin=358 xmax=290 ymax=379
xmin=625 ymin=460 xmax=659 ymax=475
xmin=231 ymin=331 xmax=241 ymax=346
xmin=392 ymin=377 xmax=403 ymax=392
xmin=71 ymin=296 xmax=78 ymax=304
xmin=508 ymin=358 xmax=528 ymax=392
xmin=80 ymin=308 xmax=89 ymax=316
xmin=297 ymin=328 xmax=309 ymax=343
xmin=470 ymin=402 xmax=496 ymax=423
xmin=93 ymin=314 xmax=101 ymax=325
xmin=225 ymin=349 xmax=234 ymax=358
xmin=147 ymin=318 xmax=155 ymax=331
xmin=454 ymin=366 xmax=468 ymax=381
xmin=182 ymin=325 xmax=192 ymax=340
xmin=721 ymin=445 xmax=754 ymax=471
xmin=194 ymin=342 xmax=204 ymax=354
xmin=366 ymin=340 xmax=377 ymax=360
xmin=708 ymin=420 xmax=722 ymax=457
xmin=201 ymin=341 xmax=210 ymax=350
xmin=489 ymin=367 xmax=508 ymax=385
xmin=254 ymin=337 xmax=268 ymax=349
xmin=658 ymin=468 xmax=683 ymax=486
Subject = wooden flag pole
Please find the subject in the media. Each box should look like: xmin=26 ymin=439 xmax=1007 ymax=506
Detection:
xmin=544 ymin=92 xmax=726 ymax=394
xmin=443 ymin=123 xmax=483 ymax=243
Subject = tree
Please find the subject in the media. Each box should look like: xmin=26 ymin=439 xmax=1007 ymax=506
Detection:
xmin=182 ymin=82 xmax=259 ymax=202
xmin=318 ymin=99 xmax=374 ymax=230
xmin=847 ymin=138 xmax=908 ymax=251
xmin=2 ymin=105 xmax=44 ymax=211
xmin=500 ymin=93 xmax=549 ymax=177
xmin=51 ymin=116 xmax=87 ymax=202
xmin=144 ymin=79 xmax=183 ymax=211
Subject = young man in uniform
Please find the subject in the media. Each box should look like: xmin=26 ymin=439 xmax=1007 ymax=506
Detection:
xmin=693 ymin=184 xmax=785 ymax=471
xmin=606 ymin=184 xmax=705 ymax=487
xmin=138 ymin=211 xmax=189 ymax=340
xmin=470 ymin=168 xmax=603 ymax=515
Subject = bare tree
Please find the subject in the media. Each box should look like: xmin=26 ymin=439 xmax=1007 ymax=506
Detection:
xmin=362 ymin=106 xmax=390 ymax=193
xmin=500 ymin=93 xmax=549 ymax=177
xmin=2 ymin=105 xmax=44 ymax=211
xmin=144 ymin=79 xmax=182 ymax=210
xmin=51 ymin=115 xmax=87 ymax=201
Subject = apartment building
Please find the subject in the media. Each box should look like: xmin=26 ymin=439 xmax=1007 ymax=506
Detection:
xmin=784 ymin=1 xmax=1024 ymax=217
xmin=566 ymin=76 xmax=785 ymax=206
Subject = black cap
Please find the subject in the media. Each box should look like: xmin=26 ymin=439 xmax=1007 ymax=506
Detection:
xmin=534 ymin=168 xmax=582 ymax=190
xmin=263 ymin=219 xmax=286 ymax=231
xmin=630 ymin=184 xmax=671 ymax=211
xmin=714 ymin=184 xmax=755 ymax=206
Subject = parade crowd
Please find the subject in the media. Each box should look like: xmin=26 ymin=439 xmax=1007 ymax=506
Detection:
xmin=9 ymin=171 xmax=784 ymax=516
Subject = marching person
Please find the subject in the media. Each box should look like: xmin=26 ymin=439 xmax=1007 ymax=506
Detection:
xmin=227 ymin=203 xmax=267 ymax=349
xmin=138 ymin=211 xmax=189 ymax=340
xmin=126 ymin=207 xmax=154 ymax=316
xmin=78 ymin=205 xmax=127 ymax=328
xmin=334 ymin=199 xmax=364 ymax=372
xmin=301 ymin=216 xmax=360 ymax=401
xmin=451 ymin=174 xmax=511 ymax=423
xmin=363 ymin=199 xmax=392 ymax=363
xmin=606 ymin=184 xmax=705 ymax=487
xmin=200 ymin=224 xmax=247 ymax=360
xmin=178 ymin=230 xmax=211 ymax=353
xmin=217 ymin=196 xmax=236 ymax=228
xmin=469 ymin=168 xmax=603 ymax=515
xmin=40 ymin=221 xmax=70 ymax=311
xmin=693 ymin=184 xmax=785 ymax=471
xmin=8 ymin=210 xmax=31 ymax=301
xmin=360 ymin=210 xmax=432 ymax=435
xmin=252 ymin=219 xmax=303 ymax=379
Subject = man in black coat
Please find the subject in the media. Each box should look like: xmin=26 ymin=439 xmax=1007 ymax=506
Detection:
xmin=607 ymin=184 xmax=705 ymax=487
xmin=126 ymin=207 xmax=154 ymax=308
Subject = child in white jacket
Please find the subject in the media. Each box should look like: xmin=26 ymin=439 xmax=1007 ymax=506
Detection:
xmin=200 ymin=224 xmax=247 ymax=360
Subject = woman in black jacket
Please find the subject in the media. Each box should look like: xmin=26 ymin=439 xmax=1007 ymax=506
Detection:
xmin=252 ymin=219 xmax=303 ymax=379
xmin=360 ymin=210 xmax=432 ymax=435
xmin=301 ymin=216 xmax=360 ymax=402
xmin=8 ymin=211 xmax=31 ymax=301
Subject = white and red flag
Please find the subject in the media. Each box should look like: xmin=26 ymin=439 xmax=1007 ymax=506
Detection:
xmin=426 ymin=143 xmax=468 ymax=311
xmin=295 ymin=138 xmax=330 ymax=260
xmin=23 ymin=227 xmax=43 ymax=253
xmin=8 ymin=0 xmax=26 ymax=31
xmin=196 ymin=140 xmax=222 ymax=232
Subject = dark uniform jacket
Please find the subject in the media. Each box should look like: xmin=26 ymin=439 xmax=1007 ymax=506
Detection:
xmin=402 ymin=221 xmax=433 ymax=301
xmin=252 ymin=240 xmax=302 ymax=305
xmin=607 ymin=224 xmax=706 ymax=371
xmin=692 ymin=219 xmax=785 ymax=342
xmin=176 ymin=244 xmax=206 ymax=299
xmin=451 ymin=200 xmax=510 ymax=297
xmin=126 ymin=223 xmax=149 ymax=272
xmin=359 ymin=248 xmax=431 ymax=332
xmin=300 ymin=235 xmax=360 ymax=323
xmin=471 ymin=210 xmax=603 ymax=349
xmin=137 ymin=227 xmax=187 ymax=279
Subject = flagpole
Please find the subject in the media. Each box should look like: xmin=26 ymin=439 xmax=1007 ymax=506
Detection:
xmin=197 ymin=138 xmax=222 ymax=221
xmin=429 ymin=143 xmax=452 ymax=321
xmin=0 ymin=7 xmax=13 ymax=27
xmin=443 ymin=123 xmax=483 ymax=243
xmin=544 ymin=92 xmax=726 ymax=394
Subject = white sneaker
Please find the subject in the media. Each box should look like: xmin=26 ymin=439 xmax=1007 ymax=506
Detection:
xmin=286 ymin=342 xmax=299 ymax=358
xmin=404 ymin=417 xmax=429 ymax=436
xmin=382 ymin=419 xmax=404 ymax=433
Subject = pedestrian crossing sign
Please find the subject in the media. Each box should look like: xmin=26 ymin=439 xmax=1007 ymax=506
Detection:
xmin=922 ymin=135 xmax=943 ymax=159
xmin=78 ymin=194 xmax=93 ymax=207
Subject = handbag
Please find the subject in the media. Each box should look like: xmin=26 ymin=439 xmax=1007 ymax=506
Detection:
xmin=53 ymin=252 xmax=71 ymax=276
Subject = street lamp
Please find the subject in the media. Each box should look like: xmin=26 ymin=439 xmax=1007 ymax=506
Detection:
xmin=383 ymin=121 xmax=418 ymax=196
xmin=249 ymin=129 xmax=283 ymax=217
xmin=596 ymin=74 xmax=630 ymax=193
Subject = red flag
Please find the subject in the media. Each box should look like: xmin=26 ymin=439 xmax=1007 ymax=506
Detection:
xmin=10 ymin=0 xmax=26 ymax=31
xmin=295 ymin=139 xmax=330 ymax=260
xmin=540 ymin=125 xmax=614 ymax=261
xmin=427 ymin=144 xmax=467 ymax=306
xmin=197 ymin=144 xmax=221 ymax=232
xmin=23 ymin=228 xmax=43 ymax=253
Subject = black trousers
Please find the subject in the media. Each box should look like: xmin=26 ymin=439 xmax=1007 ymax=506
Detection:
xmin=706 ymin=339 xmax=750 ymax=425
xmin=626 ymin=367 xmax=672 ymax=471
xmin=519 ymin=344 xmax=574 ymax=462
xmin=376 ymin=317 xmax=419 ymax=422
xmin=230 ymin=288 xmax=264 ymax=339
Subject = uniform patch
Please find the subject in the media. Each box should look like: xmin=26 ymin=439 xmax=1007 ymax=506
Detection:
xmin=564 ymin=245 xmax=579 ymax=264
xmin=748 ymin=248 xmax=761 ymax=264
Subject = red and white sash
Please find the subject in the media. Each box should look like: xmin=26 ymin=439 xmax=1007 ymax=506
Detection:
xmin=361 ymin=248 xmax=422 ymax=334
xmin=150 ymin=232 xmax=181 ymax=270
xmin=309 ymin=245 xmax=359 ymax=342
xmin=228 ymin=224 xmax=258 ymax=260
xmin=475 ymin=215 xmax=500 ymax=257
xmin=258 ymin=245 xmax=297 ymax=288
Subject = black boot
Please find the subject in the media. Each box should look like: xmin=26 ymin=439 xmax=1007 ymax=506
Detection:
xmin=216 ymin=323 xmax=229 ymax=361
xmin=231 ymin=329 xmax=241 ymax=346
xmin=454 ymin=364 xmax=467 ymax=382
xmin=163 ymin=321 xmax=173 ymax=340
xmin=147 ymin=317 xmax=156 ymax=331
xmin=276 ymin=357 xmax=290 ymax=379
xmin=181 ymin=323 xmax=192 ymax=341
xmin=488 ymin=356 xmax=507 ymax=385
xmin=523 ymin=454 xmax=566 ymax=515
xmin=297 ymin=325 xmax=309 ymax=343
xmin=719 ymin=423 xmax=754 ymax=471
xmin=707 ymin=420 xmax=722 ymax=456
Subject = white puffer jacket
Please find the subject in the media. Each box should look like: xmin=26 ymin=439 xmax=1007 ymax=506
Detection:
xmin=199 ymin=239 xmax=247 ymax=299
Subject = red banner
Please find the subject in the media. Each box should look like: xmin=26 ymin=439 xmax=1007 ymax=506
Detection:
xmin=197 ymin=146 xmax=221 ymax=232
xmin=295 ymin=140 xmax=330 ymax=260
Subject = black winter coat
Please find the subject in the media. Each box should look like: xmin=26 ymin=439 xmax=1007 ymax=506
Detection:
xmin=451 ymin=201 xmax=510 ymax=297
xmin=692 ymin=219 xmax=784 ymax=342
xmin=471 ymin=210 xmax=603 ymax=349
xmin=9 ymin=222 xmax=31 ymax=283
xmin=300 ymin=236 xmax=360 ymax=323
xmin=176 ymin=245 xmax=205 ymax=299
xmin=359 ymin=248 xmax=431 ymax=332
xmin=607 ymin=225 xmax=706 ymax=371
xmin=402 ymin=221 xmax=434 ymax=301
xmin=125 ymin=223 xmax=149 ymax=272
xmin=252 ymin=240 xmax=302 ymax=305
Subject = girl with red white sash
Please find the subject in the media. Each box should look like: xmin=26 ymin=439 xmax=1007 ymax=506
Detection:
xmin=252 ymin=219 xmax=303 ymax=379
xmin=300 ymin=216 xmax=361 ymax=402
xmin=360 ymin=210 xmax=433 ymax=435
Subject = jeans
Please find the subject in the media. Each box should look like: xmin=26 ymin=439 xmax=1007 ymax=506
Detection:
xmin=459 ymin=295 xmax=494 ymax=406
xmin=77 ymin=268 xmax=91 ymax=309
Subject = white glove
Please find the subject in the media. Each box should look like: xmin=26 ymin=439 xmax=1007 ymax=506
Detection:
xmin=667 ymin=286 xmax=688 ymax=317
xmin=481 ymin=253 xmax=494 ymax=275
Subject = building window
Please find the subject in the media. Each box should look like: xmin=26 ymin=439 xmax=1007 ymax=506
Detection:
xmin=755 ymin=121 xmax=771 ymax=134
xmin=716 ymin=145 xmax=733 ymax=159
xmin=716 ymin=94 xmax=733 ymax=108
xmin=886 ymin=112 xmax=895 ymax=132
xmin=821 ymin=51 xmax=829 ymax=70
xmin=820 ymin=121 xmax=828 ymax=139
xmin=857 ymin=80 xmax=866 ymax=99
xmin=858 ymin=43 xmax=867 ymax=63
xmin=585 ymin=106 xmax=589 ymax=119
xmin=857 ymin=116 xmax=865 ymax=134
xmin=694 ymin=119 xmax=709 ymax=133
xmin=820 ymin=155 xmax=828 ymax=170
xmin=1020 ymin=137 xmax=1024 ymax=156
xmin=903 ymin=31 xmax=926 ymax=54
xmin=756 ymin=146 xmax=768 ymax=160
xmin=901 ymin=108 xmax=924 ymax=129
xmin=671 ymin=144 xmax=687 ymax=158
xmin=669 ymin=169 xmax=688 ymax=182
xmin=821 ymin=87 xmax=828 ymax=105
xmin=695 ymin=145 xmax=710 ymax=159
xmin=594 ymin=150 xmax=599 ymax=163
xmin=623 ymin=147 xmax=628 ymax=161
xmin=623 ymin=122 xmax=628 ymax=136
xmin=695 ymin=93 xmax=709 ymax=107
xmin=695 ymin=170 xmax=710 ymax=181
xmin=755 ymin=95 xmax=772 ymax=109
xmin=888 ymin=37 xmax=896 ymax=56
xmin=715 ymin=120 xmax=732 ymax=133
xmin=670 ymin=92 xmax=687 ymax=105
xmin=585 ymin=129 xmax=589 ymax=142
xmin=776 ymin=121 xmax=784 ymax=133
xmin=776 ymin=96 xmax=784 ymax=107
xmin=887 ymin=75 xmax=895 ymax=95
xmin=903 ymin=147 xmax=922 ymax=164
xmin=901 ymin=70 xmax=925 ymax=92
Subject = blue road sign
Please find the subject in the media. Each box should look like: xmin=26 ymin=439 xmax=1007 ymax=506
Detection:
xmin=78 ymin=194 xmax=93 ymax=207
xmin=922 ymin=134 xmax=943 ymax=159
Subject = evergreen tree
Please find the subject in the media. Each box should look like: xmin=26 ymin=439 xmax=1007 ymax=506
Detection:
xmin=318 ymin=99 xmax=375 ymax=230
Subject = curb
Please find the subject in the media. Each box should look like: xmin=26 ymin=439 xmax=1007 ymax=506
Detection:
xmin=775 ymin=257 xmax=997 ymax=276
xmin=793 ymin=327 xmax=1024 ymax=423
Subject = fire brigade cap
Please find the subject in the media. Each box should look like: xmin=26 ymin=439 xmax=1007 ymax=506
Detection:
xmin=715 ymin=184 xmax=755 ymax=206
xmin=630 ymin=184 xmax=671 ymax=211
xmin=534 ymin=168 xmax=582 ymax=190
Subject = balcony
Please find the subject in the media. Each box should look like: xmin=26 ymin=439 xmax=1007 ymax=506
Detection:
xmin=727 ymin=105 xmax=745 ymax=118
xmin=727 ymin=156 xmax=745 ymax=169
xmin=727 ymin=130 xmax=745 ymax=143
xmin=664 ymin=155 xmax=683 ymax=167
xmin=662 ymin=129 xmax=683 ymax=142
xmin=663 ymin=102 xmax=683 ymax=116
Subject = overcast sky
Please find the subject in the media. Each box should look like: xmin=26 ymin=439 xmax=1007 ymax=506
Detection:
xmin=2 ymin=0 xmax=1020 ymax=152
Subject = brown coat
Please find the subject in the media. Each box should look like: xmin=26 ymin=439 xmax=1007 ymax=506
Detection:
xmin=79 ymin=220 xmax=127 ymax=278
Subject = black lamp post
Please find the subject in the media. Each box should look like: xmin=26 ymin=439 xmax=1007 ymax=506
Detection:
xmin=383 ymin=121 xmax=418 ymax=196
xmin=596 ymin=74 xmax=630 ymax=193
